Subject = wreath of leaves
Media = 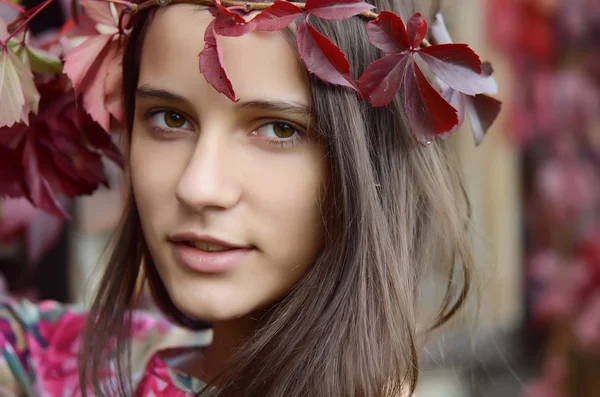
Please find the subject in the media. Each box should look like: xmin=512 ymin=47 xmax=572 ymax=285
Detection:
xmin=0 ymin=0 xmax=502 ymax=217
xmin=185 ymin=0 xmax=502 ymax=144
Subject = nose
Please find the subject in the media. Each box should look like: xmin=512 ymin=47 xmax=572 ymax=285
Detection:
xmin=175 ymin=129 xmax=241 ymax=212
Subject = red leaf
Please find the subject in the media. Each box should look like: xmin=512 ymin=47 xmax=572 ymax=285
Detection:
xmin=198 ymin=21 xmax=237 ymax=101
xmin=407 ymin=13 xmax=428 ymax=49
xmin=22 ymin=136 xmax=69 ymax=218
xmin=366 ymin=11 xmax=411 ymax=54
xmin=357 ymin=53 xmax=410 ymax=107
xmin=252 ymin=0 xmax=304 ymax=31
xmin=82 ymin=117 xmax=125 ymax=167
xmin=297 ymin=18 xmax=357 ymax=91
xmin=212 ymin=4 xmax=255 ymax=36
xmin=305 ymin=0 xmax=375 ymax=20
xmin=418 ymin=44 xmax=494 ymax=95
xmin=404 ymin=61 xmax=458 ymax=142
xmin=0 ymin=144 xmax=25 ymax=198
xmin=465 ymin=93 xmax=502 ymax=145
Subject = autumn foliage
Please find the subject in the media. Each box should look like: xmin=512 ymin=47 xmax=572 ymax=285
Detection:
xmin=0 ymin=0 xmax=502 ymax=217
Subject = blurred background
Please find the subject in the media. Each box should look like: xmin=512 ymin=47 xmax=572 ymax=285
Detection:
xmin=1 ymin=0 xmax=599 ymax=396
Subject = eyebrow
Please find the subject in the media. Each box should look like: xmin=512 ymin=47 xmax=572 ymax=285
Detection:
xmin=136 ymin=85 xmax=193 ymax=107
xmin=136 ymin=85 xmax=312 ymax=119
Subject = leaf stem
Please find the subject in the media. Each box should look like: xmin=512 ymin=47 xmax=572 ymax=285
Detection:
xmin=99 ymin=0 xmax=134 ymax=7
xmin=3 ymin=0 xmax=55 ymax=45
xmin=0 ymin=0 xmax=25 ymax=14
xmin=130 ymin=0 xmax=379 ymax=19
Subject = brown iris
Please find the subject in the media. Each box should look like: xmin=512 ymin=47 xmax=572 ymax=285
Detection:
xmin=273 ymin=122 xmax=295 ymax=138
xmin=164 ymin=111 xmax=186 ymax=128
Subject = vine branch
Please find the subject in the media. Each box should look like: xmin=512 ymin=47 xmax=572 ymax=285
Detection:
xmin=125 ymin=0 xmax=430 ymax=45
xmin=129 ymin=0 xmax=378 ymax=18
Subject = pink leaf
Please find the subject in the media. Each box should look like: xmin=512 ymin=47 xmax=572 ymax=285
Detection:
xmin=63 ymin=35 xmax=112 ymax=98
xmin=404 ymin=61 xmax=458 ymax=142
xmin=25 ymin=206 xmax=65 ymax=266
xmin=212 ymin=4 xmax=255 ymax=36
xmin=252 ymin=0 xmax=304 ymax=31
xmin=198 ymin=21 xmax=237 ymax=101
xmin=465 ymin=93 xmax=502 ymax=145
xmin=104 ymin=48 xmax=124 ymax=123
xmin=357 ymin=53 xmax=410 ymax=107
xmin=418 ymin=44 xmax=493 ymax=95
xmin=297 ymin=18 xmax=357 ymax=91
xmin=365 ymin=11 xmax=411 ymax=54
xmin=80 ymin=0 xmax=119 ymax=28
xmin=439 ymin=86 xmax=466 ymax=139
xmin=407 ymin=13 xmax=428 ymax=49
xmin=22 ymin=136 xmax=69 ymax=218
xmin=64 ymin=35 xmax=117 ymax=131
xmin=305 ymin=0 xmax=375 ymax=20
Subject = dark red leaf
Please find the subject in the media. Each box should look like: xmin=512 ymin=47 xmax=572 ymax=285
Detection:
xmin=22 ymin=136 xmax=69 ymax=219
xmin=83 ymin=119 xmax=124 ymax=168
xmin=465 ymin=93 xmax=502 ymax=146
xmin=418 ymin=44 xmax=495 ymax=95
xmin=0 ymin=145 xmax=25 ymax=198
xmin=212 ymin=4 xmax=256 ymax=36
xmin=404 ymin=61 xmax=458 ymax=142
xmin=357 ymin=53 xmax=410 ymax=107
xmin=407 ymin=13 xmax=428 ymax=49
xmin=198 ymin=21 xmax=238 ymax=101
xmin=252 ymin=0 xmax=304 ymax=31
xmin=305 ymin=0 xmax=375 ymax=20
xmin=297 ymin=18 xmax=357 ymax=91
xmin=366 ymin=11 xmax=411 ymax=54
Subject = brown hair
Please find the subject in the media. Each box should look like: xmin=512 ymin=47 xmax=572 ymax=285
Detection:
xmin=79 ymin=1 xmax=473 ymax=396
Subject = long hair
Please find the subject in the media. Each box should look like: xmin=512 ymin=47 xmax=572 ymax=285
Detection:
xmin=79 ymin=1 xmax=473 ymax=396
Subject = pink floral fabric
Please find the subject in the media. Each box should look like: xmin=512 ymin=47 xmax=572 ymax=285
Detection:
xmin=0 ymin=299 xmax=211 ymax=396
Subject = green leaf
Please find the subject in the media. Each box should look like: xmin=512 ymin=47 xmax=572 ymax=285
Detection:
xmin=7 ymin=39 xmax=62 ymax=74
xmin=26 ymin=46 xmax=62 ymax=74
xmin=0 ymin=49 xmax=26 ymax=127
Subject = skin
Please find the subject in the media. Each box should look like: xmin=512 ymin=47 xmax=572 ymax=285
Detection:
xmin=129 ymin=5 xmax=327 ymax=381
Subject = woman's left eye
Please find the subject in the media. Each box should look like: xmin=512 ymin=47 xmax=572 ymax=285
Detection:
xmin=252 ymin=122 xmax=304 ymax=147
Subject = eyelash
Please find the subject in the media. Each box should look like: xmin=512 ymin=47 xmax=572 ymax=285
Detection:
xmin=143 ymin=108 xmax=306 ymax=148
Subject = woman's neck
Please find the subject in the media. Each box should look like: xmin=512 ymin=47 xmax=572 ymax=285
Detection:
xmin=184 ymin=316 xmax=257 ymax=386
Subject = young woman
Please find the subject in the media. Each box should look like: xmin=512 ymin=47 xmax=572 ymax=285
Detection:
xmin=0 ymin=0 xmax=483 ymax=395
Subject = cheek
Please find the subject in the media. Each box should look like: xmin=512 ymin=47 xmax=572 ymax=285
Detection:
xmin=249 ymin=149 xmax=327 ymax=266
xmin=128 ymin=129 xmax=187 ymax=223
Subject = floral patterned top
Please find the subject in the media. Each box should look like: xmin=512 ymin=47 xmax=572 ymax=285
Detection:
xmin=0 ymin=299 xmax=213 ymax=396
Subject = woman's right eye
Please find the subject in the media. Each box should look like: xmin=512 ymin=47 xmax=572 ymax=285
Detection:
xmin=145 ymin=110 xmax=193 ymax=135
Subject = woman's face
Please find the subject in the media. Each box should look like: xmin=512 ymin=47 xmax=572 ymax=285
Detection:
xmin=130 ymin=6 xmax=327 ymax=322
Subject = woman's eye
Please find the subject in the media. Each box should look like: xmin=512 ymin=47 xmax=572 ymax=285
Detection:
xmin=255 ymin=122 xmax=300 ymax=139
xmin=149 ymin=110 xmax=192 ymax=130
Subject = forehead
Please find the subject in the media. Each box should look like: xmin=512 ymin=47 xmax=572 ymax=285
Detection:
xmin=138 ymin=5 xmax=309 ymax=107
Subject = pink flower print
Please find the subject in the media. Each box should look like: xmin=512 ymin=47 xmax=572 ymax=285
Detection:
xmin=29 ymin=311 xmax=115 ymax=397
xmin=135 ymin=356 xmax=194 ymax=397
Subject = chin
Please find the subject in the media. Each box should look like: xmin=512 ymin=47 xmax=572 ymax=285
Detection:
xmin=168 ymin=285 xmax=260 ymax=323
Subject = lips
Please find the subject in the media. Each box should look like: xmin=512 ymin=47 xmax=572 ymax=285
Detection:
xmin=169 ymin=232 xmax=253 ymax=273
xmin=184 ymin=240 xmax=235 ymax=252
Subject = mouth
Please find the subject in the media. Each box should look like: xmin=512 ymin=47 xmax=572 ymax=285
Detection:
xmin=169 ymin=232 xmax=252 ymax=252
xmin=169 ymin=232 xmax=253 ymax=274
xmin=181 ymin=240 xmax=239 ymax=253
